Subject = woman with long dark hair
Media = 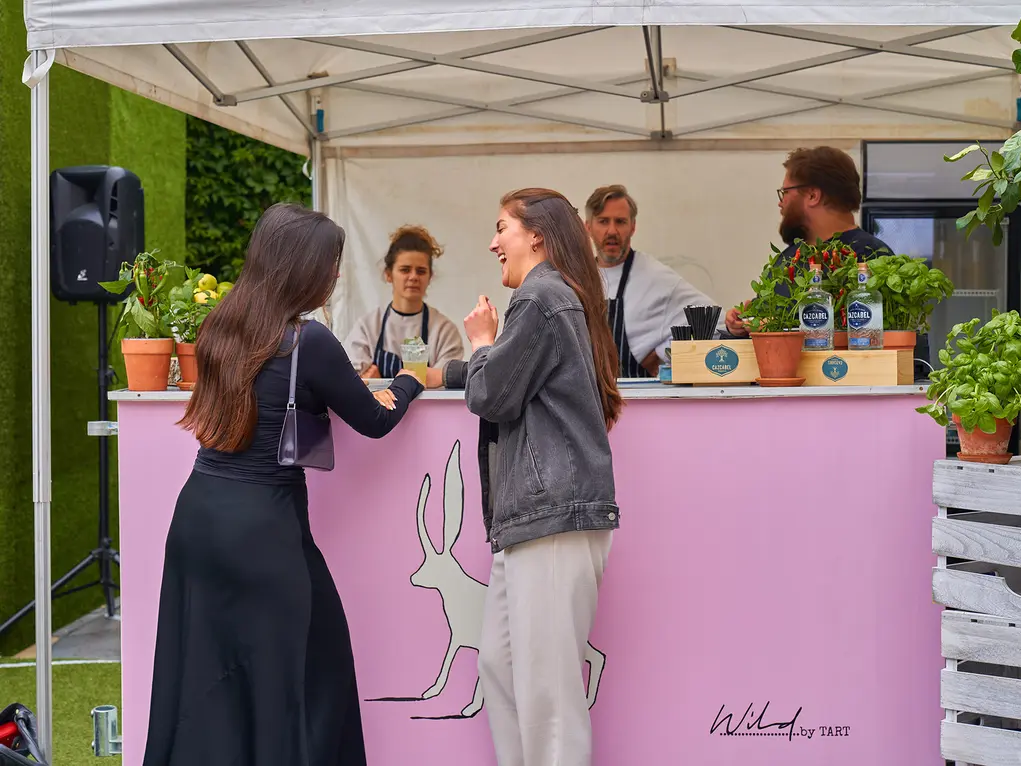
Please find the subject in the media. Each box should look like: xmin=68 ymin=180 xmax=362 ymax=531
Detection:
xmin=443 ymin=188 xmax=622 ymax=766
xmin=142 ymin=203 xmax=423 ymax=766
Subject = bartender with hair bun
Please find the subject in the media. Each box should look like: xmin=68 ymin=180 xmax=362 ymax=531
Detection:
xmin=345 ymin=225 xmax=465 ymax=384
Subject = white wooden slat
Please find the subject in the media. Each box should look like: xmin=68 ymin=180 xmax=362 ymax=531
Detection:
xmin=934 ymin=517 xmax=1021 ymax=571
xmin=934 ymin=460 xmax=1021 ymax=516
xmin=942 ymin=668 xmax=1021 ymax=720
xmin=933 ymin=569 xmax=1021 ymax=619
xmin=942 ymin=720 xmax=1021 ymax=766
xmin=943 ymin=611 xmax=1021 ymax=667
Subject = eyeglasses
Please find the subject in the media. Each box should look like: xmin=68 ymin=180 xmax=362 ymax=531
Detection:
xmin=777 ymin=185 xmax=808 ymax=201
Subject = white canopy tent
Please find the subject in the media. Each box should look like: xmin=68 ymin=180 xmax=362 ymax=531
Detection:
xmin=21 ymin=1 xmax=1021 ymax=759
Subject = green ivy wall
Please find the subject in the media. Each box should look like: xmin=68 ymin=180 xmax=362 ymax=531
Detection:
xmin=0 ymin=0 xmax=186 ymax=654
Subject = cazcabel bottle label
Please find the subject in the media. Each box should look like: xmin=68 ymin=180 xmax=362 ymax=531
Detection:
xmin=847 ymin=301 xmax=872 ymax=329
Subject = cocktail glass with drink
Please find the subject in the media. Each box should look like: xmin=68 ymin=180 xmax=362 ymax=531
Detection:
xmin=400 ymin=339 xmax=430 ymax=386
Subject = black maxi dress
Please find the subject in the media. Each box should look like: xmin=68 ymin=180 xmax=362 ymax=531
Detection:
xmin=142 ymin=319 xmax=423 ymax=766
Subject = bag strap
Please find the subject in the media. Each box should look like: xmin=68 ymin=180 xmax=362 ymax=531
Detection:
xmin=287 ymin=322 xmax=300 ymax=411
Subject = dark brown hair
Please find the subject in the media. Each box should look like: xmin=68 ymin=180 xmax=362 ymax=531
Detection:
xmin=384 ymin=224 xmax=443 ymax=276
xmin=584 ymin=184 xmax=638 ymax=220
xmin=500 ymin=188 xmax=623 ymax=430
xmin=178 ymin=203 xmax=345 ymax=452
xmin=783 ymin=146 xmax=862 ymax=213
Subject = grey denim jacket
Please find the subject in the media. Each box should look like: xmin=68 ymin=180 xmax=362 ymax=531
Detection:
xmin=445 ymin=261 xmax=619 ymax=553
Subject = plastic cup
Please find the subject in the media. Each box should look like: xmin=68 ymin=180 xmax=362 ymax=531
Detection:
xmin=401 ymin=342 xmax=430 ymax=385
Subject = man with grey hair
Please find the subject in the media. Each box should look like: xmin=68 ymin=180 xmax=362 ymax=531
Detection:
xmin=585 ymin=184 xmax=726 ymax=377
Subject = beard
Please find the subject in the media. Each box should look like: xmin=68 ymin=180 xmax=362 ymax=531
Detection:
xmin=595 ymin=239 xmax=628 ymax=266
xmin=778 ymin=204 xmax=808 ymax=245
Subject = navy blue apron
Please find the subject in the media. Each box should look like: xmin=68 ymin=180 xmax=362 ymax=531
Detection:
xmin=607 ymin=250 xmax=651 ymax=378
xmin=372 ymin=303 xmax=430 ymax=378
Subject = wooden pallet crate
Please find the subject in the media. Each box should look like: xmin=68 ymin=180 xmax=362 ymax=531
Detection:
xmin=932 ymin=459 xmax=1021 ymax=766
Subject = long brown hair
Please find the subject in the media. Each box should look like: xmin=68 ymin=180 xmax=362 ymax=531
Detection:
xmin=178 ymin=203 xmax=345 ymax=451
xmin=500 ymin=188 xmax=623 ymax=430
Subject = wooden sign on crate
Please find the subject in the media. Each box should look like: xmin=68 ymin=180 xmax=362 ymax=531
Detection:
xmin=931 ymin=459 xmax=1021 ymax=766
xmin=797 ymin=348 xmax=914 ymax=386
xmin=669 ymin=339 xmax=758 ymax=385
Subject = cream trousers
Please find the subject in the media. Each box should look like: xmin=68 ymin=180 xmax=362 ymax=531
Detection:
xmin=478 ymin=529 xmax=613 ymax=766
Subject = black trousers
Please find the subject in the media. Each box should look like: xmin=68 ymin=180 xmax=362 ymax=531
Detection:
xmin=142 ymin=470 xmax=366 ymax=766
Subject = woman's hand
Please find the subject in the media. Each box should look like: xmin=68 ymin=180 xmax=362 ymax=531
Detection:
xmin=372 ymin=389 xmax=397 ymax=410
xmin=361 ymin=363 xmax=381 ymax=380
xmin=464 ymin=295 xmax=499 ymax=352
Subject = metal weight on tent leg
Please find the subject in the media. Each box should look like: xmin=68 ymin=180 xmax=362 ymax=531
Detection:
xmin=90 ymin=705 xmax=122 ymax=756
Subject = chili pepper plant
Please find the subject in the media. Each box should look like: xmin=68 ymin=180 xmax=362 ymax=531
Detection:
xmin=99 ymin=249 xmax=186 ymax=339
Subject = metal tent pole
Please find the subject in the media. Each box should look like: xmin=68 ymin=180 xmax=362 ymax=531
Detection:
xmin=26 ymin=47 xmax=53 ymax=761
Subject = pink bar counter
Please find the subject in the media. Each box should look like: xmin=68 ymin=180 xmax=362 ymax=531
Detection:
xmin=111 ymin=382 xmax=946 ymax=765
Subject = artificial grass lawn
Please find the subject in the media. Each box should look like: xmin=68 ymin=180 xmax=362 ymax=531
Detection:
xmin=0 ymin=661 xmax=121 ymax=765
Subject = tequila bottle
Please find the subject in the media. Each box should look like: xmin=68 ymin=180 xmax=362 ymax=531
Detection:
xmin=846 ymin=262 xmax=884 ymax=349
xmin=799 ymin=263 xmax=834 ymax=350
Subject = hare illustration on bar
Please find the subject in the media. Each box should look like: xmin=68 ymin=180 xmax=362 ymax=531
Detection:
xmin=409 ymin=439 xmax=607 ymax=719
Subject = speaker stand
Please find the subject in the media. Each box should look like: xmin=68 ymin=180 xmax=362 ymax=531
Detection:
xmin=0 ymin=304 xmax=120 ymax=640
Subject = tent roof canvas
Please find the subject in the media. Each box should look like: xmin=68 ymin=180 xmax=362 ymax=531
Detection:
xmin=23 ymin=1 xmax=1021 ymax=156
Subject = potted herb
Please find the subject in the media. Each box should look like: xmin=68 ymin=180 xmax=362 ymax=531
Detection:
xmin=736 ymin=243 xmax=811 ymax=386
xmin=864 ymin=254 xmax=954 ymax=349
xmin=916 ymin=309 xmax=1021 ymax=463
xmin=99 ymin=250 xmax=184 ymax=391
xmin=167 ymin=268 xmax=227 ymax=389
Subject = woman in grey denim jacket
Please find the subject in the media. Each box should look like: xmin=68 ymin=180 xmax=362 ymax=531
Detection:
xmin=443 ymin=188 xmax=623 ymax=766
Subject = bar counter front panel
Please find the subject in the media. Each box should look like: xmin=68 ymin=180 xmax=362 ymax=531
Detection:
xmin=112 ymin=384 xmax=944 ymax=765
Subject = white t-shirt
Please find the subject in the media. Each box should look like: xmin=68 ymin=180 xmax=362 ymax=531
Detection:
xmin=599 ymin=250 xmax=726 ymax=363
xmin=343 ymin=304 xmax=465 ymax=374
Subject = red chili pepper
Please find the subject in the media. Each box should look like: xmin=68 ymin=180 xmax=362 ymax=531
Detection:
xmin=788 ymin=265 xmax=795 ymax=280
xmin=808 ymin=255 xmax=816 ymax=266
xmin=842 ymin=246 xmax=851 ymax=255
xmin=137 ymin=296 xmax=144 ymax=304
xmin=794 ymin=247 xmax=801 ymax=262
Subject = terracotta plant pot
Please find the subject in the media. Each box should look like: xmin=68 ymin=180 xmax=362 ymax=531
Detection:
xmin=834 ymin=331 xmax=848 ymax=350
xmin=176 ymin=341 xmax=197 ymax=390
xmin=883 ymin=330 xmax=917 ymax=351
xmin=750 ymin=331 xmax=806 ymax=386
xmin=122 ymin=338 xmax=173 ymax=391
xmin=953 ymin=414 xmax=1015 ymax=464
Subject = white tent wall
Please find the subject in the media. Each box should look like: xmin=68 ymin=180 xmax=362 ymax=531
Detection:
xmin=324 ymin=147 xmax=822 ymax=345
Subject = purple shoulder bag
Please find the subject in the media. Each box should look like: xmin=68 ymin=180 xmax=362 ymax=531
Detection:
xmin=277 ymin=322 xmax=335 ymax=471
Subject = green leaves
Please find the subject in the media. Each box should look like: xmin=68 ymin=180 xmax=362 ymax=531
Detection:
xmin=865 ymin=254 xmax=954 ymax=332
xmin=186 ymin=116 xmax=311 ymax=282
xmin=105 ymin=250 xmax=183 ymax=340
xmin=945 ymin=144 xmax=980 ymax=162
xmin=917 ymin=309 xmax=1021 ymax=432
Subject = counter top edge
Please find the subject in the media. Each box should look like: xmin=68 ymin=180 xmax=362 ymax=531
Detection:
xmin=109 ymin=383 xmax=928 ymax=402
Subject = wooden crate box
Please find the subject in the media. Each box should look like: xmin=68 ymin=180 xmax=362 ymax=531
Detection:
xmin=797 ymin=349 xmax=914 ymax=386
xmin=669 ymin=339 xmax=758 ymax=385
xmin=932 ymin=460 xmax=1021 ymax=766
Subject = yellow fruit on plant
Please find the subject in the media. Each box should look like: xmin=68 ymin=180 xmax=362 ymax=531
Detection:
xmin=197 ymin=274 xmax=217 ymax=292
xmin=193 ymin=290 xmax=213 ymax=304
xmin=217 ymin=281 xmax=234 ymax=295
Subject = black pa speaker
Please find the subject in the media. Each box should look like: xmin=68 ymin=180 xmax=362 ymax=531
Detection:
xmin=50 ymin=166 xmax=145 ymax=304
